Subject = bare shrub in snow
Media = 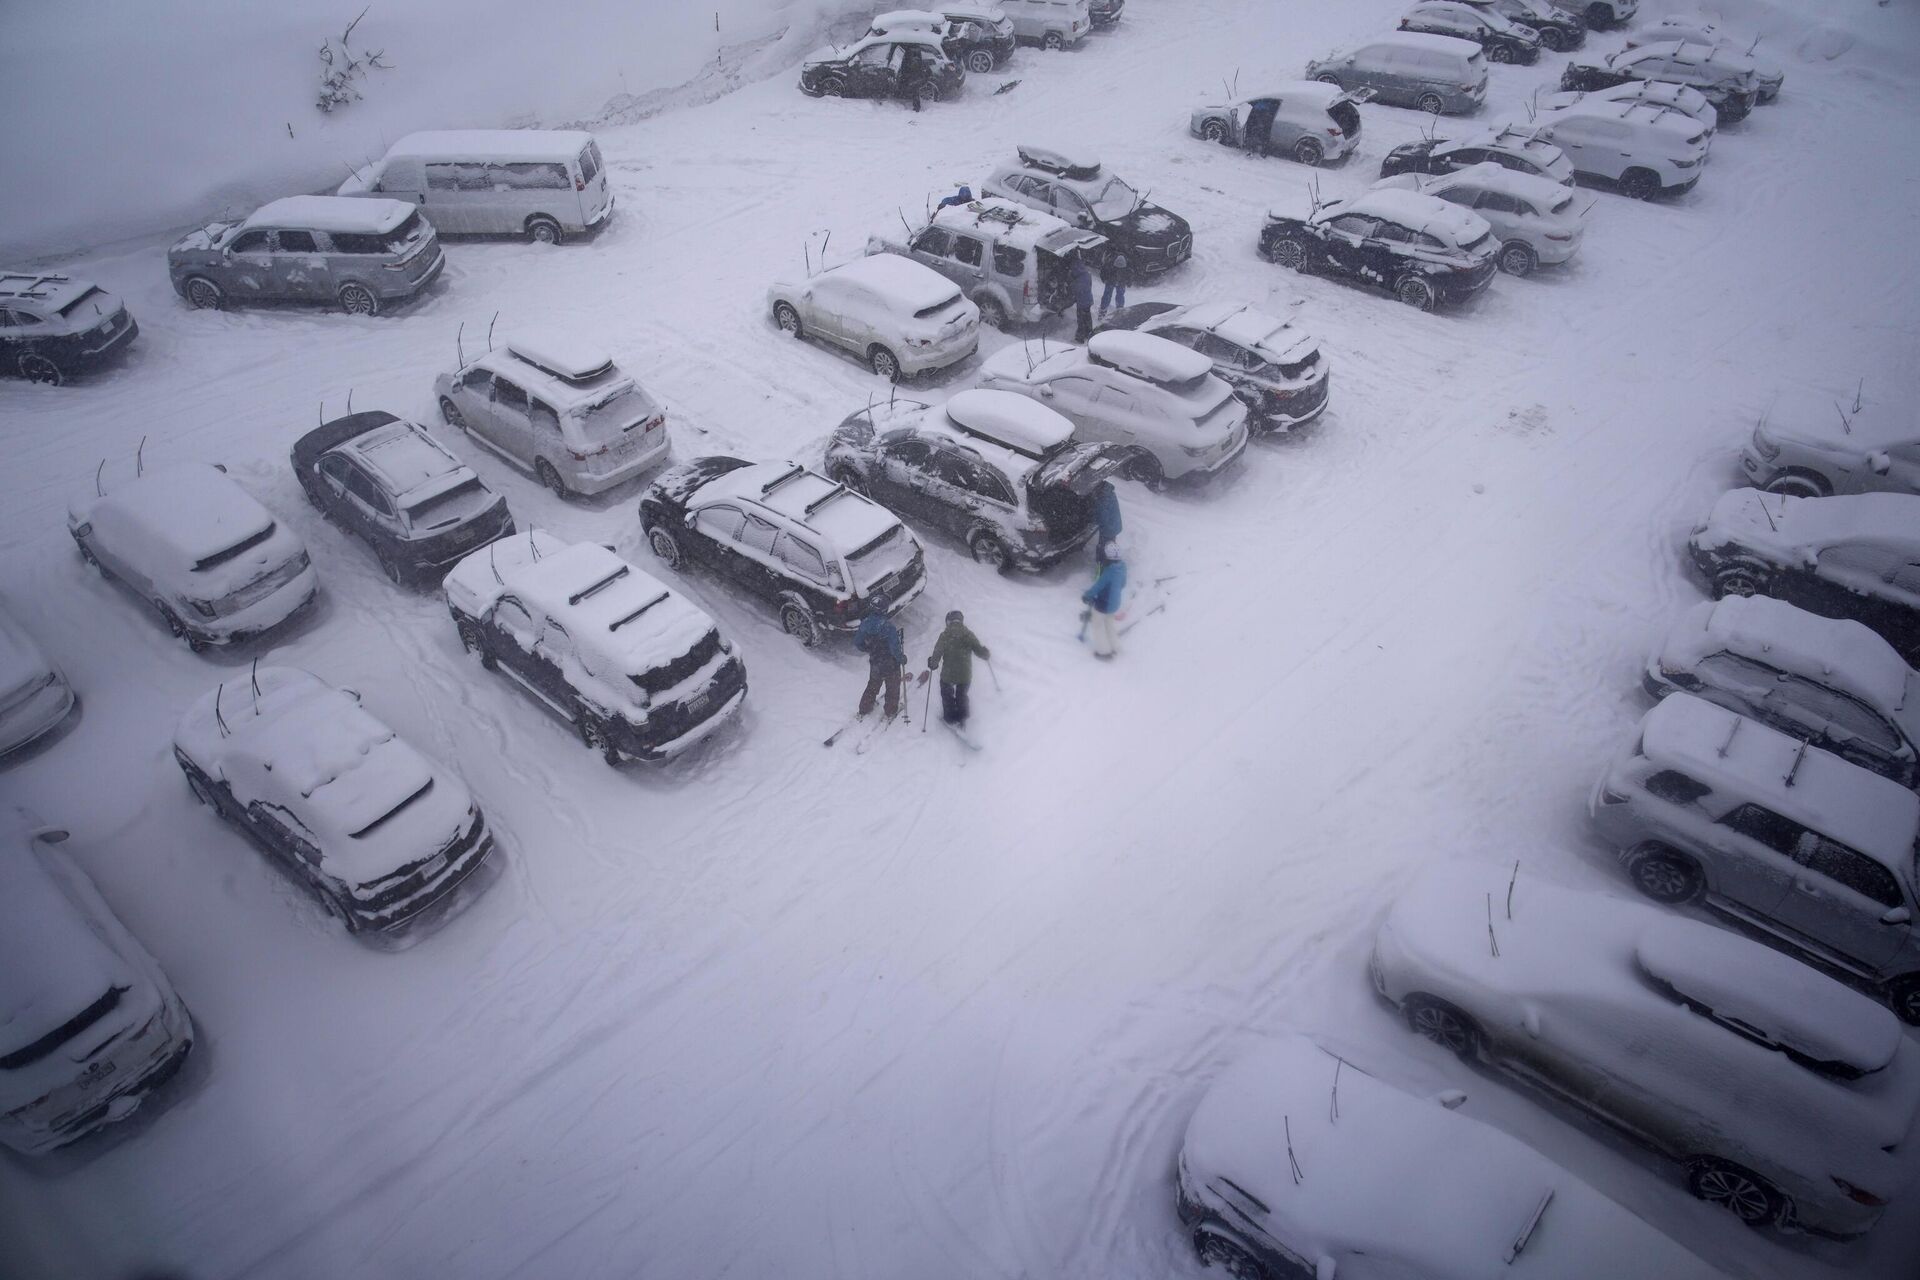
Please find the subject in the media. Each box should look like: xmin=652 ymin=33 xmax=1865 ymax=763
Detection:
xmin=315 ymin=6 xmax=392 ymax=115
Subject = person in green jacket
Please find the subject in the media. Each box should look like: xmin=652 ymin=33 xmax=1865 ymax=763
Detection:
xmin=919 ymin=609 xmax=990 ymax=728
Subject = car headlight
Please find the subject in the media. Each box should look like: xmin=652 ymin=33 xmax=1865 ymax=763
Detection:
xmin=188 ymin=599 xmax=220 ymax=618
xmin=1751 ymin=428 xmax=1781 ymax=460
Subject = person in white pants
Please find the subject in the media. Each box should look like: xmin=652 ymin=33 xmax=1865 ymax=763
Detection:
xmin=1082 ymin=543 xmax=1127 ymax=660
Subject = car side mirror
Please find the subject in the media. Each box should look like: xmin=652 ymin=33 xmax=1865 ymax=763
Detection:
xmin=1433 ymin=1089 xmax=1468 ymax=1110
xmin=1869 ymin=452 xmax=1892 ymax=475
xmin=73 ymin=521 xmax=92 ymax=539
xmin=1038 ymin=386 xmax=1055 ymax=398
xmin=31 ymin=826 xmax=71 ymax=844
xmin=1882 ymin=906 xmax=1911 ymax=926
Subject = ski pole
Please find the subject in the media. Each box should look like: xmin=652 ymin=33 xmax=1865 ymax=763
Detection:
xmin=985 ymin=656 xmax=1002 ymax=692
xmin=1077 ymin=608 xmax=1090 ymax=642
xmin=922 ymin=670 xmax=933 ymax=731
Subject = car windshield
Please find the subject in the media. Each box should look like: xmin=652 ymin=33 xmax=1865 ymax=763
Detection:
xmin=846 ymin=524 xmax=916 ymax=588
xmin=578 ymin=384 xmax=659 ymax=435
xmin=0 ymin=985 xmax=126 ymax=1070
xmin=350 ymin=778 xmax=434 ymax=839
xmin=193 ymin=522 xmax=276 ymax=571
xmin=57 ymin=287 xmax=108 ymax=319
xmin=1461 ymin=230 xmax=1491 ymax=253
xmin=382 ymin=211 xmax=427 ymax=254
xmin=1088 ymin=176 xmax=1140 ymax=221
xmin=1548 ymin=193 xmax=1575 ymax=215
xmin=405 ymin=478 xmax=493 ymax=531
xmin=1899 ymin=672 xmax=1920 ymax=746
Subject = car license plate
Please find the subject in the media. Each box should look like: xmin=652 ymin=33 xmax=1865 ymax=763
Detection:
xmin=689 ymin=693 xmax=710 ymax=716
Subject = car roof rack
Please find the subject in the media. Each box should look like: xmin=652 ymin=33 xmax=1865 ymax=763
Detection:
xmin=0 ymin=273 xmax=71 ymax=300
xmin=759 ymin=463 xmax=807 ymax=495
xmin=568 ymin=564 xmax=629 ymax=606
xmin=609 ymin=591 xmax=670 ymax=632
xmin=804 ymin=483 xmax=857 ymax=516
xmin=965 ymin=202 xmax=1026 ymax=228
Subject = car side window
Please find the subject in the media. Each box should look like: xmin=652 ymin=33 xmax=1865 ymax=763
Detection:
xmin=694 ymin=504 xmax=745 ymax=541
xmin=993 ymin=244 xmax=1025 ymax=276
xmin=853 ymin=43 xmax=891 ymax=66
xmin=318 ymin=454 xmax=353 ymax=492
xmin=339 ymin=462 xmax=392 ymax=516
xmin=493 ymin=596 xmax=536 ymax=637
xmin=229 ymin=230 xmax=271 ymax=254
xmin=884 ymin=438 xmax=935 ymax=470
xmin=1718 ymin=802 xmax=1806 ymax=855
xmin=1818 ymin=545 xmax=1890 ymax=577
xmin=955 ymin=455 xmax=1015 ymax=505
xmin=913 ymin=227 xmax=953 ymax=257
xmin=1449 ymin=148 xmax=1486 ymax=166
xmin=492 ymin=378 xmax=530 ymax=414
xmin=1800 ymin=837 xmax=1902 ymax=908
xmin=1374 ymin=222 xmax=1412 ymax=244
xmin=950 ymin=236 xmax=984 ymax=267
xmin=460 ymin=369 xmax=494 ymax=395
xmin=737 ymin=514 xmax=781 ymax=557
xmin=529 ymin=398 xmax=562 ymax=436
xmin=1696 ymin=653 xmax=1782 ymax=700
xmin=1327 ymin=214 xmax=1379 ymax=238
xmin=1476 ymin=190 xmax=1517 ymax=215
xmin=275 ymin=230 xmax=319 ymax=253
xmin=775 ymin=533 xmax=832 ymax=586
xmin=1433 ymin=187 xmax=1476 ymax=208
xmin=1049 ymin=186 xmax=1088 ymax=218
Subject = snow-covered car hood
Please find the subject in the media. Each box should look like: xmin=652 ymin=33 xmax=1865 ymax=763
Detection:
xmin=1696 ymin=488 xmax=1920 ymax=563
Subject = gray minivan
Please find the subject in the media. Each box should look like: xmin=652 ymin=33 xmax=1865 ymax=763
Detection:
xmin=1307 ymin=31 xmax=1488 ymax=115
xmin=339 ymin=130 xmax=614 ymax=244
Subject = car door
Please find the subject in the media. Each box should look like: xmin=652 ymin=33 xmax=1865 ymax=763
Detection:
xmin=1046 ymin=182 xmax=1096 ymax=231
xmin=1471 ymin=188 xmax=1522 ymax=241
xmin=1000 ymin=172 xmax=1050 ymax=218
xmin=1541 ymin=120 xmax=1595 ymax=176
xmin=531 ymin=615 xmax=581 ymax=712
xmin=422 ymin=162 xmax=481 ymax=233
xmin=1319 ymin=212 xmax=1381 ymax=278
xmin=1243 ymin=98 xmax=1282 ymax=152
xmin=341 ymin=458 xmax=399 ymax=549
xmin=849 ymin=42 xmax=895 ymax=98
xmin=1708 ymin=802 xmax=1807 ymax=919
xmin=485 ymin=375 xmax=538 ymax=466
xmin=1579 ymin=118 xmax=1635 ymax=180
xmin=450 ymin=368 xmax=502 ymax=446
xmin=917 ymin=443 xmax=981 ymax=539
xmin=730 ymin=512 xmax=787 ymax=604
xmin=316 ymin=453 xmax=371 ymax=543
xmin=485 ymin=595 xmax=543 ymax=689
xmin=1093 ymin=381 xmax=1156 ymax=457
xmin=1814 ymin=543 xmax=1896 ymax=613
xmin=1034 ymin=372 xmax=1103 ymax=434
xmin=877 ymin=436 xmax=940 ymax=524
xmin=908 ymin=226 xmax=963 ymax=288
xmin=223 ymin=228 xmax=275 ymax=296
xmin=247 ymin=801 xmax=332 ymax=896
xmin=271 ymin=229 xmax=330 ymax=301
xmin=945 ymin=233 xmax=988 ymax=293
xmin=1775 ymin=834 xmax=1912 ymax=970
xmin=689 ymin=503 xmax=747 ymax=576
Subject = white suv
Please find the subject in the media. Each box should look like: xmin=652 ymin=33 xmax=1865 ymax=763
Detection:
xmin=1374 ymin=161 xmax=1591 ymax=276
xmin=768 ymin=253 xmax=980 ymax=381
xmin=1742 ymin=388 xmax=1920 ymax=500
xmin=1531 ymin=100 xmax=1711 ymax=199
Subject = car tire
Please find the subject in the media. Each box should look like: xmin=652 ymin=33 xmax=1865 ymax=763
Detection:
xmin=536 ymin=458 xmax=571 ymax=499
xmin=157 ymin=601 xmax=208 ymax=653
xmin=184 ymin=276 xmax=224 ymax=310
xmin=968 ymin=530 xmax=1011 ymax=571
xmin=1268 ymin=236 xmax=1308 ymax=271
xmin=773 ymin=302 xmax=804 ymax=338
xmin=1762 ymin=470 xmax=1829 ymax=499
xmin=18 ymin=353 xmax=63 ymax=385
xmin=1394 ymin=276 xmax=1437 ymax=311
xmin=1402 ymin=994 xmax=1481 ymax=1057
xmin=975 ymin=294 xmax=1008 ymax=329
xmin=868 ymin=345 xmax=902 ymax=381
xmin=966 ymin=50 xmax=995 ymax=74
xmin=647 ymin=525 xmax=684 ymax=569
xmin=1711 ymin=561 xmax=1767 ymax=599
xmin=526 ymin=216 xmax=563 ymax=245
xmin=1043 ymin=31 xmax=1064 ymax=50
xmin=1293 ymin=138 xmax=1323 ymax=166
xmin=822 ymin=72 xmax=850 ymax=97
xmin=780 ymin=601 xmax=823 ymax=647
xmin=1619 ymin=168 xmax=1661 ymax=201
xmin=1487 ymin=45 xmax=1511 ymax=64
xmin=456 ymin=619 xmax=483 ymax=654
xmin=827 ymin=463 xmax=868 ymax=495
xmin=439 ymin=396 xmax=466 ymax=429
xmin=1498 ymin=241 xmax=1537 ymax=277
xmin=1626 ymin=842 xmax=1704 ymax=904
xmin=1417 ymin=92 xmax=1445 ymax=115
xmin=1539 ymin=27 xmax=1566 ymax=52
xmin=1886 ymin=975 xmax=1920 ymax=1027
xmin=1200 ymin=118 xmax=1231 ymax=145
xmin=1686 ymin=1158 xmax=1783 ymax=1226
xmin=1192 ymin=1227 xmax=1272 ymax=1280
xmin=375 ymin=547 xmax=404 ymax=585
xmin=1125 ymin=451 xmax=1166 ymax=491
xmin=577 ymin=707 xmax=622 ymax=767
xmin=338 ymin=282 xmax=379 ymax=316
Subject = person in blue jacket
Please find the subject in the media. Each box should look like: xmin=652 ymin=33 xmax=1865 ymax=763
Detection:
xmin=1091 ymin=478 xmax=1122 ymax=549
xmin=1070 ymin=254 xmax=1095 ymax=342
xmin=935 ymin=184 xmax=974 ymax=210
xmin=1081 ymin=541 xmax=1127 ymax=660
xmin=853 ymin=602 xmax=907 ymax=719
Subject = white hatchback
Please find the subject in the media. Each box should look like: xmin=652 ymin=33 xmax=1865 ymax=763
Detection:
xmin=768 ymin=253 xmax=980 ymax=381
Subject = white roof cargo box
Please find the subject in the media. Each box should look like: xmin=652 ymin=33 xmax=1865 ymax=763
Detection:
xmin=1016 ymin=144 xmax=1101 ymax=180
xmin=943 ymin=388 xmax=1074 ymax=458
xmin=506 ymin=334 xmax=616 ymax=383
xmin=1087 ymin=331 xmax=1211 ymax=384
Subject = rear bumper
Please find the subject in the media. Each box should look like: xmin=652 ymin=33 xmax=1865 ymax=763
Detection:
xmin=627 ymin=680 xmax=748 ymax=761
xmin=356 ymin=826 xmax=495 ymax=932
xmin=1010 ymin=521 xmax=1097 ymax=572
xmin=567 ymin=428 xmax=673 ymax=495
xmin=0 ymin=675 xmax=76 ymax=756
xmin=192 ymin=570 xmax=320 ymax=646
xmin=1252 ymin=372 xmax=1330 ymax=431
xmin=0 ymin=997 xmax=193 ymax=1156
xmin=899 ymin=329 xmax=980 ymax=374
xmin=378 ymin=247 xmax=444 ymax=301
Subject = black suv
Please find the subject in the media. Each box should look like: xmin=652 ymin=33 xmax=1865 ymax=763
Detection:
xmin=640 ymin=458 xmax=929 ymax=646
xmin=1258 ymin=190 xmax=1499 ymax=311
xmin=0 ymin=272 xmax=138 ymax=385
xmin=1462 ymin=0 xmax=1584 ymax=51
xmin=1090 ymin=0 xmax=1124 ymax=28
xmin=798 ymin=35 xmax=966 ymax=103
xmin=293 ymin=412 xmax=515 ymax=585
xmin=932 ymin=7 xmax=1017 ymax=72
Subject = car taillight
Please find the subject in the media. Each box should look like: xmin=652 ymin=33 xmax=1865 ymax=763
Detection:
xmin=832 ymin=597 xmax=852 ymax=615
xmin=1831 ymin=1177 xmax=1888 ymax=1208
xmin=569 ymin=444 xmax=610 ymax=460
xmin=576 ymin=177 xmax=585 ymax=191
xmin=1546 ymin=232 xmax=1573 ymax=241
xmin=1023 ymin=279 xmax=1032 ymax=302
xmin=1326 ymin=127 xmax=1341 ymax=136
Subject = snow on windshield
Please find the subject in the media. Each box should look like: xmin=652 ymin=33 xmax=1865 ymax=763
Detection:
xmin=1090 ymin=177 xmax=1139 ymax=221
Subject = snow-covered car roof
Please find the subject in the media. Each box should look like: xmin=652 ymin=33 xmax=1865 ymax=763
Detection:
xmin=0 ymin=812 xmax=129 ymax=1073
xmin=1658 ymin=597 xmax=1915 ymax=719
xmin=1014 ymin=143 xmax=1102 ymax=179
xmin=70 ymin=463 xmax=274 ymax=571
xmin=699 ymin=461 xmax=907 ymax=560
xmin=1542 ymin=80 xmax=1716 ymax=121
xmin=1331 ymin=189 xmax=1489 ymax=247
xmin=0 ymin=603 xmax=56 ymax=696
xmin=1087 ymin=331 xmax=1211 ymax=384
xmin=242 ymin=195 xmax=414 ymax=236
xmin=927 ymin=198 xmax=1103 ymax=255
xmin=1700 ymin=488 xmax=1920 ymax=560
xmin=1168 ymin=301 xmax=1319 ymax=365
xmin=329 ymin=417 xmax=474 ymax=510
xmin=1184 ymin=1034 xmax=1724 ymax=1279
xmin=1618 ymin=39 xmax=1760 ymax=78
xmin=822 ymin=254 xmax=964 ymax=315
xmin=943 ymin=388 xmax=1075 ymax=458
xmin=1403 ymin=162 xmax=1582 ymax=211
xmin=1639 ymin=693 xmax=1920 ymax=870
xmin=805 ymin=31 xmax=948 ymax=64
xmin=174 ymin=667 xmax=473 ymax=888
xmin=379 ymin=129 xmax=595 ymax=160
xmin=1542 ymin=99 xmax=1709 ymax=143
xmin=1218 ymin=81 xmax=1354 ymax=109
xmin=1353 ymin=29 xmax=1486 ymax=58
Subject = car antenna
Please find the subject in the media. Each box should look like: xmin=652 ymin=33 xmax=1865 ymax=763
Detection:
xmin=486 ymin=311 xmax=498 ymax=353
xmin=820 ymin=229 xmax=832 ymax=265
xmin=1284 ymin=1114 xmax=1304 ymax=1184
xmin=135 ymin=434 xmax=147 ymax=477
xmin=1506 ymin=859 xmax=1519 ymax=920
xmin=1716 ymin=716 xmax=1742 ymax=757
xmin=1747 ymin=35 xmax=1761 ymax=56
xmin=1328 ymin=1055 xmax=1342 ymax=1123
xmin=898 ymin=206 xmax=914 ymax=238
xmin=1486 ymin=893 xmax=1501 ymax=958
xmin=1760 ymin=493 xmax=1779 ymax=532
xmin=95 ymin=458 xmax=106 ymax=496
xmin=1230 ymin=67 xmax=1240 ymax=98
xmin=214 ymin=684 xmax=230 ymax=737
xmin=318 ymin=399 xmax=324 ymax=426
xmin=1852 ymin=378 xmax=1863 ymax=414
xmin=456 ymin=320 xmax=466 ymax=367
xmin=1783 ymin=737 xmax=1810 ymax=788
xmin=1833 ymin=401 xmax=1853 ymax=436
xmin=250 ymin=657 xmax=262 ymax=712
xmin=346 ymin=387 xmax=353 ymax=415
xmin=488 ymin=541 xmax=503 ymax=585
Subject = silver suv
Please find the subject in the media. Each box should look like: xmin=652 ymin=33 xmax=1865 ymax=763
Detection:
xmin=865 ymin=196 xmax=1102 ymax=328
xmin=1743 ymin=390 xmax=1920 ymax=500
xmin=1590 ymin=692 xmax=1920 ymax=1024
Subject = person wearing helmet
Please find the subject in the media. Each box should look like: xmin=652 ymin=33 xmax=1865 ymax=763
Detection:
xmin=920 ymin=609 xmax=991 ymax=728
xmin=853 ymin=600 xmax=907 ymax=721
xmin=1081 ymin=541 xmax=1127 ymax=660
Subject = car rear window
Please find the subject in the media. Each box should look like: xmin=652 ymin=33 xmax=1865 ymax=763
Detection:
xmin=406 ymin=478 xmax=491 ymax=530
xmin=1548 ymin=193 xmax=1574 ymax=215
xmin=0 ymin=985 xmax=125 ymax=1070
xmin=57 ymin=287 xmax=108 ymax=318
xmin=914 ymin=294 xmax=966 ymax=320
xmin=579 ymin=143 xmax=601 ymax=185
xmin=350 ymin=778 xmax=434 ymax=839
xmin=847 ymin=523 xmax=916 ymax=584
xmin=194 ymin=522 xmax=277 ymax=571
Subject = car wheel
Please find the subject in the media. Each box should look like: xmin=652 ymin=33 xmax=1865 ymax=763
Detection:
xmin=1498 ymin=241 xmax=1537 ymax=277
xmin=1417 ymin=92 xmax=1445 ymax=115
xmin=577 ymin=708 xmax=622 ymax=766
xmin=1293 ymin=138 xmax=1323 ymax=166
xmin=1887 ymin=975 xmax=1920 ymax=1027
xmin=1686 ymin=1159 xmax=1783 ymax=1226
xmin=184 ymin=276 xmax=224 ymax=310
xmin=375 ymin=548 xmax=404 ymax=585
xmin=647 ymin=525 xmax=684 ymax=569
xmin=526 ymin=216 xmax=563 ymax=245
xmin=1584 ymin=3 xmax=1611 ymax=26
xmin=1043 ymin=31 xmax=1064 ymax=50
xmin=1126 ymin=451 xmax=1166 ymax=491
xmin=827 ymin=463 xmax=868 ymax=495
xmin=1762 ymin=471 xmax=1829 ymax=499
xmin=974 ymin=294 xmax=1008 ymax=329
xmin=1627 ymin=842 xmax=1704 ymax=904
xmin=966 ymin=50 xmax=994 ymax=74
xmin=869 ymin=345 xmax=902 ymax=381
xmin=1487 ymin=44 xmax=1511 ymax=64
xmin=1539 ymin=27 xmax=1566 ymax=51
xmin=822 ymin=71 xmax=850 ymax=97
xmin=439 ymin=396 xmax=466 ymax=429
xmin=1394 ymin=276 xmax=1437 ymax=311
xmin=536 ymin=458 xmax=571 ymax=499
xmin=780 ymin=601 xmax=823 ymax=647
xmin=1619 ymin=168 xmax=1661 ymax=201
xmin=1712 ymin=562 xmax=1767 ymax=599
xmin=338 ymin=282 xmax=379 ymax=316
xmin=1200 ymin=118 xmax=1231 ymax=145
xmin=1315 ymin=74 xmax=1343 ymax=88
xmin=1193 ymin=1228 xmax=1271 ymax=1280
xmin=774 ymin=302 xmax=803 ymax=337
xmin=18 ymin=353 xmax=63 ymax=385
xmin=1403 ymin=995 xmax=1481 ymax=1057
xmin=456 ymin=619 xmax=483 ymax=654
xmin=1268 ymin=236 xmax=1307 ymax=271
xmin=76 ymin=538 xmax=106 ymax=575
xmin=157 ymin=601 xmax=207 ymax=653
xmin=968 ymin=530 xmax=1011 ymax=571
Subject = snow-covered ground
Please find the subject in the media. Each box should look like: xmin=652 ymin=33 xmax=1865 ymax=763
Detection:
xmin=4 ymin=1 xmax=1920 ymax=1277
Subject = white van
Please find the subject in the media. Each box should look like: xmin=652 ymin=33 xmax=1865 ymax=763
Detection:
xmin=339 ymin=130 xmax=613 ymax=244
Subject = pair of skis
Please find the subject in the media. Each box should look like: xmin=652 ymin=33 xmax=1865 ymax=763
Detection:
xmin=1079 ymin=573 xmax=1175 ymax=641
xmin=822 ymin=707 xmax=980 ymax=753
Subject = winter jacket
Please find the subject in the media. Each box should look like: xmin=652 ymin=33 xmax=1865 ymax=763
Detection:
xmin=1092 ymin=481 xmax=1122 ymax=544
xmin=1098 ymin=250 xmax=1130 ymax=286
xmin=1083 ymin=559 xmax=1127 ymax=615
xmin=1070 ymin=260 xmax=1094 ymax=309
xmin=935 ymin=186 xmax=974 ymax=210
xmin=927 ymin=622 xmax=989 ymax=686
xmin=854 ymin=613 xmax=905 ymax=669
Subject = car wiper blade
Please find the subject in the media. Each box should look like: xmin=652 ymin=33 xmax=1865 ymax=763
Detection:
xmin=569 ymin=565 xmax=629 ymax=606
xmin=1505 ymin=1189 xmax=1554 ymax=1263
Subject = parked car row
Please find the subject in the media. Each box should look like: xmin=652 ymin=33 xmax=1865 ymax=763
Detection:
xmin=798 ymin=2 xmax=1118 ymax=106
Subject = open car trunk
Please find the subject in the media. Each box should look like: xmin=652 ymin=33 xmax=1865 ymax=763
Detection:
xmin=1330 ymin=99 xmax=1362 ymax=139
xmin=1029 ymin=444 xmax=1124 ymax=534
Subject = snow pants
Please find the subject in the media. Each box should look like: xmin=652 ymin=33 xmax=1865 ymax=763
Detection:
xmin=1088 ymin=610 xmax=1117 ymax=658
xmin=1100 ymin=279 xmax=1126 ymax=312
xmin=860 ymin=664 xmax=902 ymax=718
xmin=939 ymin=680 xmax=970 ymax=726
xmin=1074 ymin=303 xmax=1093 ymax=342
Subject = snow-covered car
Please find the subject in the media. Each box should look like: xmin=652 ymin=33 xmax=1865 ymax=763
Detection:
xmin=0 ymin=270 xmax=138 ymax=386
xmin=1188 ymin=82 xmax=1370 ymax=167
xmin=69 ymin=463 xmax=318 ymax=651
xmin=1645 ymin=597 xmax=1920 ymax=787
xmin=446 ymin=531 xmax=746 ymax=763
xmin=1374 ymin=864 xmax=1920 ymax=1235
xmin=293 ymin=411 xmax=515 ymax=586
xmin=1743 ymin=389 xmax=1920 ymax=500
xmin=1627 ymin=21 xmax=1785 ymax=100
xmin=1095 ymin=300 xmax=1330 ymax=430
xmin=769 ymin=254 xmax=980 ymax=381
xmin=1529 ymin=99 xmax=1711 ymax=198
xmin=1088 ymin=0 xmax=1122 ymax=28
xmin=1400 ymin=1 xmax=1543 ymax=64
xmin=1374 ymin=163 xmax=1592 ymax=276
xmin=1306 ymin=32 xmax=1490 ymax=116
xmin=1379 ymin=125 xmax=1574 ymax=186
xmin=869 ymin=7 xmax=1015 ymax=72
xmin=435 ymin=333 xmax=670 ymax=499
xmin=174 ymin=667 xmax=494 ymax=934
xmin=1534 ymin=81 xmax=1719 ymax=144
xmin=1590 ymin=693 xmax=1920 ymax=1023
xmin=982 ymin=145 xmax=1193 ymax=277
xmin=1177 ymin=1033 xmax=1723 ymax=1280
xmin=1689 ymin=489 xmax=1920 ymax=660
xmin=0 ymin=603 xmax=76 ymax=758
xmin=167 ymin=196 xmax=443 ymax=315
xmin=1459 ymin=0 xmax=1586 ymax=51
xmin=0 ymin=810 xmax=194 ymax=1156
xmin=978 ymin=331 xmax=1249 ymax=486
xmin=825 ymin=389 xmax=1126 ymax=570
xmin=796 ymin=32 xmax=965 ymax=104
xmin=640 ymin=458 xmax=929 ymax=647
xmin=1258 ymin=188 xmax=1498 ymax=311
xmin=336 ymin=130 xmax=613 ymax=244
xmin=999 ymin=0 xmax=1090 ymax=48
xmin=866 ymin=197 xmax=1102 ymax=329
xmin=1546 ymin=0 xmax=1633 ymax=31
xmin=1561 ymin=42 xmax=1760 ymax=123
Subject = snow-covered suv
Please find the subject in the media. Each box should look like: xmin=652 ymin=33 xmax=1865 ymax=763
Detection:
xmin=1530 ymin=100 xmax=1711 ymax=198
xmin=174 ymin=667 xmax=496 ymax=935
xmin=641 ymin=458 xmax=929 ymax=647
xmin=1375 ymin=163 xmax=1592 ymax=276
xmin=0 ymin=271 xmax=138 ymax=385
xmin=69 ymin=463 xmax=318 ymax=651
xmin=769 ymin=254 xmax=981 ymax=380
xmin=168 ymin=196 xmax=443 ymax=315
xmin=1399 ymin=1 xmax=1543 ymax=65
xmin=1590 ymin=692 xmax=1920 ymax=1024
xmin=1459 ymin=0 xmax=1585 ymax=51
xmin=1259 ymin=188 xmax=1498 ymax=311
xmin=1188 ymin=82 xmax=1370 ymax=167
xmin=1096 ymin=300 xmax=1331 ymax=431
xmin=1627 ymin=20 xmax=1785 ymax=100
xmin=1535 ymin=81 xmax=1718 ymax=144
xmin=435 ymin=333 xmax=671 ymax=499
xmin=1378 ymin=125 xmax=1574 ymax=185
xmin=446 ymin=530 xmax=747 ymax=763
xmin=0 ymin=601 xmax=76 ymax=758
xmin=1562 ymin=41 xmax=1761 ymax=123
xmin=797 ymin=32 xmax=966 ymax=103
xmin=866 ymin=197 xmax=1103 ymax=328
xmin=1742 ymin=390 xmax=1920 ymax=500
xmin=1374 ymin=864 xmax=1920 ymax=1236
xmin=983 ymin=145 xmax=1193 ymax=277
xmin=870 ymin=7 xmax=1016 ymax=72
xmin=1548 ymin=0 xmax=1634 ymax=32
xmin=978 ymin=331 xmax=1249 ymax=486
xmin=826 ymin=389 xmax=1125 ymax=570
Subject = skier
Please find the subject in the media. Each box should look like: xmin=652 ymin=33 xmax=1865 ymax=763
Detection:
xmin=1097 ymin=247 xmax=1130 ymax=317
xmin=853 ymin=602 xmax=907 ymax=719
xmin=919 ymin=610 xmax=990 ymax=729
xmin=1070 ymin=253 xmax=1095 ymax=343
xmin=1091 ymin=477 xmax=1122 ymax=550
xmin=1081 ymin=541 xmax=1127 ymax=661
xmin=935 ymin=183 xmax=975 ymax=210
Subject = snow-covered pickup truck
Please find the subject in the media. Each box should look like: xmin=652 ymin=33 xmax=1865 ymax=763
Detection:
xmin=446 ymin=530 xmax=747 ymax=763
